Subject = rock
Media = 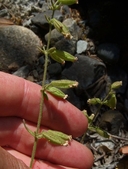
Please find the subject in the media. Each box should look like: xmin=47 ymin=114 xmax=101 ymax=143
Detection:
xmin=13 ymin=65 xmax=30 ymax=78
xmin=97 ymin=43 xmax=120 ymax=65
xmin=62 ymin=88 xmax=83 ymax=110
xmin=60 ymin=5 xmax=72 ymax=18
xmin=45 ymin=29 xmax=63 ymax=46
xmin=39 ymin=55 xmax=45 ymax=65
xmin=63 ymin=18 xmax=79 ymax=41
xmin=61 ymin=54 xmax=108 ymax=101
xmin=48 ymin=62 xmax=62 ymax=77
xmin=76 ymin=40 xmax=88 ymax=54
xmin=33 ymin=69 xmax=39 ymax=79
xmin=55 ymin=38 xmax=76 ymax=55
xmin=0 ymin=25 xmax=42 ymax=71
xmin=0 ymin=9 xmax=8 ymax=17
xmin=26 ymin=75 xmax=35 ymax=82
xmin=98 ymin=110 xmax=126 ymax=135
xmin=31 ymin=10 xmax=64 ymax=30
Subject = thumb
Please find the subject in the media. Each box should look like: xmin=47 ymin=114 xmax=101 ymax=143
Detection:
xmin=0 ymin=147 xmax=30 ymax=169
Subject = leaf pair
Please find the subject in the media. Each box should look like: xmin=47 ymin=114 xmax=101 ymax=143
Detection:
xmin=44 ymin=79 xmax=78 ymax=99
xmin=39 ymin=47 xmax=77 ymax=64
xmin=23 ymin=120 xmax=72 ymax=146
xmin=37 ymin=130 xmax=72 ymax=146
xmin=48 ymin=47 xmax=78 ymax=64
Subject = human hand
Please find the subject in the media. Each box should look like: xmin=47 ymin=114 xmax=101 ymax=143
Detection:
xmin=0 ymin=72 xmax=93 ymax=169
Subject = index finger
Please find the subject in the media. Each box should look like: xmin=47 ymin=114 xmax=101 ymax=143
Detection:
xmin=0 ymin=72 xmax=88 ymax=137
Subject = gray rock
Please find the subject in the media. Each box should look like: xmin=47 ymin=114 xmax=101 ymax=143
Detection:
xmin=0 ymin=25 xmax=42 ymax=71
xmin=98 ymin=110 xmax=126 ymax=135
xmin=63 ymin=18 xmax=79 ymax=41
xmin=97 ymin=43 xmax=120 ymax=64
xmin=0 ymin=9 xmax=8 ymax=17
xmin=76 ymin=40 xmax=88 ymax=54
xmin=33 ymin=69 xmax=39 ymax=79
xmin=13 ymin=65 xmax=30 ymax=78
xmin=39 ymin=56 xmax=45 ymax=65
xmin=45 ymin=29 xmax=63 ymax=46
xmin=62 ymin=88 xmax=83 ymax=110
xmin=48 ymin=62 xmax=62 ymax=76
xmin=55 ymin=39 xmax=76 ymax=55
xmin=62 ymin=55 xmax=108 ymax=99
xmin=31 ymin=10 xmax=64 ymax=29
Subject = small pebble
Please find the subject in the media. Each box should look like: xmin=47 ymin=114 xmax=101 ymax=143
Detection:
xmin=76 ymin=40 xmax=88 ymax=54
xmin=13 ymin=65 xmax=30 ymax=78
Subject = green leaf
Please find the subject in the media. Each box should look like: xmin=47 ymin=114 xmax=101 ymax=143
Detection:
xmin=49 ymin=1 xmax=61 ymax=10
xmin=104 ymin=93 xmax=117 ymax=109
xmin=46 ymin=86 xmax=68 ymax=99
xmin=37 ymin=130 xmax=72 ymax=146
xmin=23 ymin=119 xmax=35 ymax=137
xmin=46 ymin=79 xmax=78 ymax=89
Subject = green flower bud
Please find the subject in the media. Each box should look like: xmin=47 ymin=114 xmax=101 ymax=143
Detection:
xmin=55 ymin=50 xmax=78 ymax=62
xmin=111 ymin=81 xmax=122 ymax=90
xmin=47 ymin=79 xmax=78 ymax=89
xmin=37 ymin=130 xmax=72 ymax=146
xmin=50 ymin=18 xmax=73 ymax=39
xmin=87 ymin=98 xmax=102 ymax=105
xmin=48 ymin=47 xmax=77 ymax=64
xmin=58 ymin=0 xmax=78 ymax=5
xmin=46 ymin=86 xmax=68 ymax=99
xmin=49 ymin=51 xmax=65 ymax=64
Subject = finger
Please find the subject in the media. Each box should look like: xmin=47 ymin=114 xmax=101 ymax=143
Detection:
xmin=0 ymin=147 xmax=30 ymax=169
xmin=0 ymin=117 xmax=93 ymax=169
xmin=0 ymin=72 xmax=87 ymax=137
xmin=4 ymin=147 xmax=78 ymax=169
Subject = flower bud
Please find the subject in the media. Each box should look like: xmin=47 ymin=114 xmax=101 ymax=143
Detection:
xmin=111 ymin=81 xmax=122 ymax=90
xmin=48 ymin=47 xmax=77 ymax=63
xmin=45 ymin=86 xmax=68 ymax=99
xmin=58 ymin=0 xmax=78 ymax=5
xmin=50 ymin=18 xmax=73 ymax=39
xmin=37 ymin=130 xmax=72 ymax=146
xmin=87 ymin=98 xmax=101 ymax=105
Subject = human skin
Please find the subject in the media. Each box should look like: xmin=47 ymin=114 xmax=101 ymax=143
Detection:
xmin=0 ymin=72 xmax=93 ymax=169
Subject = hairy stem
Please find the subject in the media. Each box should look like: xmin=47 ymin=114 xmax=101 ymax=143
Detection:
xmin=29 ymin=9 xmax=55 ymax=168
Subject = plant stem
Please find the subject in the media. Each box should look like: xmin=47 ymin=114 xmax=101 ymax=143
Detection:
xmin=92 ymin=89 xmax=111 ymax=124
xmin=29 ymin=8 xmax=55 ymax=168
